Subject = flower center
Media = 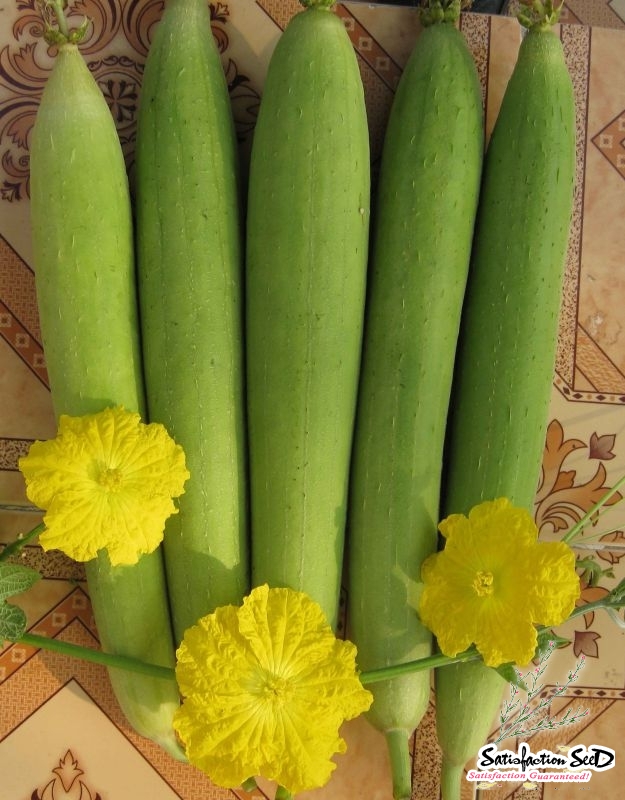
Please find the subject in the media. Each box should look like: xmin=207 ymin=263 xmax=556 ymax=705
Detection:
xmin=473 ymin=570 xmax=494 ymax=597
xmin=257 ymin=672 xmax=294 ymax=706
xmin=97 ymin=466 xmax=124 ymax=492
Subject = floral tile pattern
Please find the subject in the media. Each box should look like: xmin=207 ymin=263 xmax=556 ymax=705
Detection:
xmin=1 ymin=1 xmax=625 ymax=798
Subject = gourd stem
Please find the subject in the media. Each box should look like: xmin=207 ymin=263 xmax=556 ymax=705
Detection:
xmin=300 ymin=0 xmax=335 ymax=10
xmin=385 ymin=729 xmax=412 ymax=800
xmin=41 ymin=0 xmax=88 ymax=45
xmin=440 ymin=759 xmax=463 ymax=800
xmin=50 ymin=0 xmax=70 ymax=38
xmin=517 ymin=0 xmax=563 ymax=30
xmin=418 ymin=0 xmax=464 ymax=27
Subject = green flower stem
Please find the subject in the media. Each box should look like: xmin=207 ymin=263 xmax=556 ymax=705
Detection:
xmin=18 ymin=627 xmax=481 ymax=685
xmin=18 ymin=632 xmax=176 ymax=681
xmin=10 ymin=592 xmax=623 ymax=688
xmin=562 ymin=471 xmax=625 ymax=545
xmin=16 ymin=599 xmax=620 ymax=683
xmin=359 ymin=647 xmax=482 ymax=685
xmin=573 ymin=524 xmax=625 ymax=546
xmin=0 ymin=523 xmax=45 ymax=562
xmin=565 ymin=597 xmax=621 ymax=622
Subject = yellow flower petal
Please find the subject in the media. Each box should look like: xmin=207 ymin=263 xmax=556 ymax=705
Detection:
xmin=530 ymin=540 xmax=580 ymax=625
xmin=473 ymin=596 xmax=538 ymax=667
xmin=173 ymin=584 xmax=373 ymax=794
xmin=18 ymin=406 xmax=189 ymax=565
xmin=419 ymin=498 xmax=580 ymax=667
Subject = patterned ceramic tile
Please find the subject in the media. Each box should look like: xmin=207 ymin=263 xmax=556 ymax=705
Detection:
xmin=1 ymin=2 xmax=625 ymax=799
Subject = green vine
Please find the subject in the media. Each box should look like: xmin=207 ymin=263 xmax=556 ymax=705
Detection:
xmin=2 ymin=473 xmax=625 ymax=705
xmin=2 ymin=532 xmax=624 ymax=687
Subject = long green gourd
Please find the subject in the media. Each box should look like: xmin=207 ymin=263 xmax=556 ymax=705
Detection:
xmin=435 ymin=6 xmax=576 ymax=798
xmin=347 ymin=3 xmax=483 ymax=797
xmin=29 ymin=7 xmax=182 ymax=758
xmin=135 ymin=0 xmax=248 ymax=644
xmin=246 ymin=0 xmax=369 ymax=629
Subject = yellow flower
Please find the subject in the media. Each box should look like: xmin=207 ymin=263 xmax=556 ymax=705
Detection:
xmin=418 ymin=498 xmax=580 ymax=667
xmin=19 ymin=406 xmax=189 ymax=566
xmin=173 ymin=584 xmax=373 ymax=794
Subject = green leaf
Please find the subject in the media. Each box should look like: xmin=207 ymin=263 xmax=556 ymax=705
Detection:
xmin=0 ymin=602 xmax=28 ymax=643
xmin=576 ymin=555 xmax=614 ymax=586
xmin=0 ymin=563 xmax=41 ymax=645
xmin=0 ymin=562 xmax=41 ymax=602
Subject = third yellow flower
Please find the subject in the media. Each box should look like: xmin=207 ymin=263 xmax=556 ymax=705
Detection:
xmin=418 ymin=498 xmax=580 ymax=667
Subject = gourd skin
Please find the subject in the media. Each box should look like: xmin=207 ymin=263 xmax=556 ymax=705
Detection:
xmin=436 ymin=25 xmax=576 ymax=800
xmin=246 ymin=4 xmax=370 ymax=630
xmin=347 ymin=20 xmax=483 ymax=800
xmin=443 ymin=28 xmax=576 ymax=514
xmin=135 ymin=0 xmax=248 ymax=644
xmin=30 ymin=43 xmax=182 ymax=758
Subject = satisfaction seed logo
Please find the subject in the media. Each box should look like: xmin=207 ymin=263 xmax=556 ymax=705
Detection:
xmin=467 ymin=742 xmax=616 ymax=785
xmin=467 ymin=642 xmax=616 ymax=786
